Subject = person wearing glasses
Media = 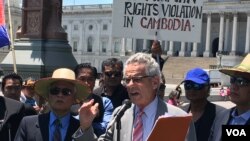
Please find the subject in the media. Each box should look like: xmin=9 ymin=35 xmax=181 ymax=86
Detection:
xmin=73 ymin=63 xmax=114 ymax=137
xmin=182 ymin=68 xmax=225 ymax=141
xmin=0 ymin=73 xmax=37 ymax=141
xmin=94 ymin=58 xmax=129 ymax=109
xmin=209 ymin=54 xmax=250 ymax=141
xmin=73 ymin=53 xmax=197 ymax=141
xmin=14 ymin=68 xmax=89 ymax=141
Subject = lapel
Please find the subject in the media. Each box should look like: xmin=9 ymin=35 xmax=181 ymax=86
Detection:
xmin=119 ymin=105 xmax=134 ymax=141
xmin=64 ymin=115 xmax=79 ymax=141
xmin=214 ymin=108 xmax=232 ymax=141
xmin=154 ymin=97 xmax=167 ymax=122
xmin=38 ymin=113 xmax=50 ymax=141
xmin=2 ymin=97 xmax=24 ymax=125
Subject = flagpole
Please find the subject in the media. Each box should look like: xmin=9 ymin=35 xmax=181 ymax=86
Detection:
xmin=7 ymin=0 xmax=17 ymax=73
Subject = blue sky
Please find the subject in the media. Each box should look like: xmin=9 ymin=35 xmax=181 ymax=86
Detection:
xmin=63 ymin=0 xmax=113 ymax=5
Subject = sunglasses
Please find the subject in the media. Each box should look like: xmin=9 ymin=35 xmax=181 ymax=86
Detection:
xmin=184 ymin=81 xmax=207 ymax=90
xmin=104 ymin=71 xmax=122 ymax=78
xmin=230 ymin=77 xmax=250 ymax=86
xmin=5 ymin=85 xmax=21 ymax=90
xmin=123 ymin=76 xmax=151 ymax=85
xmin=78 ymin=77 xmax=95 ymax=83
xmin=49 ymin=87 xmax=73 ymax=96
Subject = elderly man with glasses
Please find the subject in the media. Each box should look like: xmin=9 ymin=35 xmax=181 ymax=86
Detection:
xmin=73 ymin=53 xmax=197 ymax=141
xmin=182 ymin=68 xmax=226 ymax=141
xmin=14 ymin=68 xmax=89 ymax=141
xmin=209 ymin=54 xmax=250 ymax=141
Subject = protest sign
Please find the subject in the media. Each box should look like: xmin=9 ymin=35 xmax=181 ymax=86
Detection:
xmin=112 ymin=0 xmax=204 ymax=42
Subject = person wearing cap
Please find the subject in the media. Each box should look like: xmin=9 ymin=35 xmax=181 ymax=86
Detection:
xmin=20 ymin=77 xmax=41 ymax=113
xmin=14 ymin=68 xmax=90 ymax=141
xmin=209 ymin=54 xmax=250 ymax=141
xmin=182 ymin=68 xmax=225 ymax=141
xmin=73 ymin=53 xmax=197 ymax=141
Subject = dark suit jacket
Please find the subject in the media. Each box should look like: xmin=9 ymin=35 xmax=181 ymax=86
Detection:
xmin=14 ymin=112 xmax=80 ymax=141
xmin=0 ymin=96 xmax=26 ymax=141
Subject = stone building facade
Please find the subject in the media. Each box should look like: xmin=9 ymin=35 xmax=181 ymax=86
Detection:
xmin=62 ymin=0 xmax=250 ymax=72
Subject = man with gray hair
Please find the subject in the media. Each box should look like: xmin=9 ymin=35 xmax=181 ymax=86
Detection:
xmin=73 ymin=53 xmax=197 ymax=141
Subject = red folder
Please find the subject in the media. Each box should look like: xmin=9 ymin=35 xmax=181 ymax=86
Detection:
xmin=147 ymin=115 xmax=192 ymax=141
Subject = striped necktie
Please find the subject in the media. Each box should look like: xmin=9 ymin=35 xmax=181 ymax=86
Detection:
xmin=133 ymin=111 xmax=144 ymax=141
xmin=53 ymin=119 xmax=62 ymax=141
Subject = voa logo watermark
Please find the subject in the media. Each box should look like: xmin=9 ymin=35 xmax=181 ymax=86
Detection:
xmin=222 ymin=125 xmax=250 ymax=141
xmin=226 ymin=129 xmax=246 ymax=136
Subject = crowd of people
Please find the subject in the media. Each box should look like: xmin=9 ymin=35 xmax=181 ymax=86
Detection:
xmin=0 ymin=41 xmax=250 ymax=141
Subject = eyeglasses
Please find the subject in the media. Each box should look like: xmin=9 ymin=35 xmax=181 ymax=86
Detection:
xmin=5 ymin=85 xmax=21 ymax=90
xmin=184 ymin=81 xmax=207 ymax=90
xmin=78 ymin=77 xmax=95 ymax=83
xmin=104 ymin=71 xmax=122 ymax=78
xmin=123 ymin=76 xmax=151 ymax=84
xmin=230 ymin=77 xmax=250 ymax=86
xmin=49 ymin=87 xmax=73 ymax=96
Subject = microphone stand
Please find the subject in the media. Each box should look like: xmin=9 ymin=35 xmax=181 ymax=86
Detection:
xmin=116 ymin=118 xmax=121 ymax=141
xmin=115 ymin=109 xmax=124 ymax=141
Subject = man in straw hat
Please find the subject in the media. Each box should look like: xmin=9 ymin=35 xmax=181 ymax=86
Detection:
xmin=209 ymin=54 xmax=250 ymax=141
xmin=15 ymin=68 xmax=89 ymax=141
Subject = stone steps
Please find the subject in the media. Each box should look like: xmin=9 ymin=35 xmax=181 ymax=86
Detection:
xmin=162 ymin=57 xmax=217 ymax=84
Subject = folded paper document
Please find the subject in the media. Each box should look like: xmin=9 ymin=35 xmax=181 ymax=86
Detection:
xmin=147 ymin=115 xmax=192 ymax=141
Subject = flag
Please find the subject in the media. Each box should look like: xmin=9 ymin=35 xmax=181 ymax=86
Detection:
xmin=0 ymin=0 xmax=10 ymax=48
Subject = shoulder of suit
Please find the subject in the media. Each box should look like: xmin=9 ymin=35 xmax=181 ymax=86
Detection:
xmin=165 ymin=102 xmax=187 ymax=116
xmin=214 ymin=104 xmax=227 ymax=113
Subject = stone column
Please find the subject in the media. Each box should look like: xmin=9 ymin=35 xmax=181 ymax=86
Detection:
xmin=161 ymin=41 xmax=165 ymax=52
xmin=204 ymin=13 xmax=212 ymax=57
xmin=179 ymin=42 xmax=186 ymax=56
xmin=165 ymin=41 xmax=169 ymax=52
xmin=120 ymin=38 xmax=126 ymax=56
xmin=219 ymin=12 xmax=225 ymax=52
xmin=230 ymin=12 xmax=238 ymax=55
xmin=95 ymin=20 xmax=101 ymax=55
xmin=191 ymin=42 xmax=199 ymax=57
xmin=224 ymin=16 xmax=230 ymax=52
xmin=167 ymin=41 xmax=174 ymax=56
xmin=245 ymin=13 xmax=250 ymax=53
xmin=187 ymin=42 xmax=192 ymax=56
xmin=143 ymin=39 xmax=147 ymax=51
xmin=68 ymin=20 xmax=73 ymax=47
xmin=78 ymin=20 xmax=84 ymax=54
xmin=108 ymin=33 xmax=112 ymax=55
xmin=132 ymin=38 xmax=137 ymax=53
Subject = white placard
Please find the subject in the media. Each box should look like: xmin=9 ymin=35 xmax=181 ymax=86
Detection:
xmin=112 ymin=0 xmax=204 ymax=42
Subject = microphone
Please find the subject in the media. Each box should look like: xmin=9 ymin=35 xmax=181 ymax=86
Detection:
xmin=108 ymin=99 xmax=132 ymax=128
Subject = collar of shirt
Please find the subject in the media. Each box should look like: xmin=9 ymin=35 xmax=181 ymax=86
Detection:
xmin=134 ymin=96 xmax=158 ymax=141
xmin=49 ymin=111 xmax=70 ymax=129
xmin=230 ymin=109 xmax=250 ymax=125
xmin=134 ymin=96 xmax=158 ymax=118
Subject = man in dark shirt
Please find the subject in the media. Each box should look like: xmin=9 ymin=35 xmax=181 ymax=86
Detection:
xmin=1 ymin=73 xmax=37 ymax=115
xmin=94 ymin=58 xmax=129 ymax=108
xmin=182 ymin=68 xmax=225 ymax=141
